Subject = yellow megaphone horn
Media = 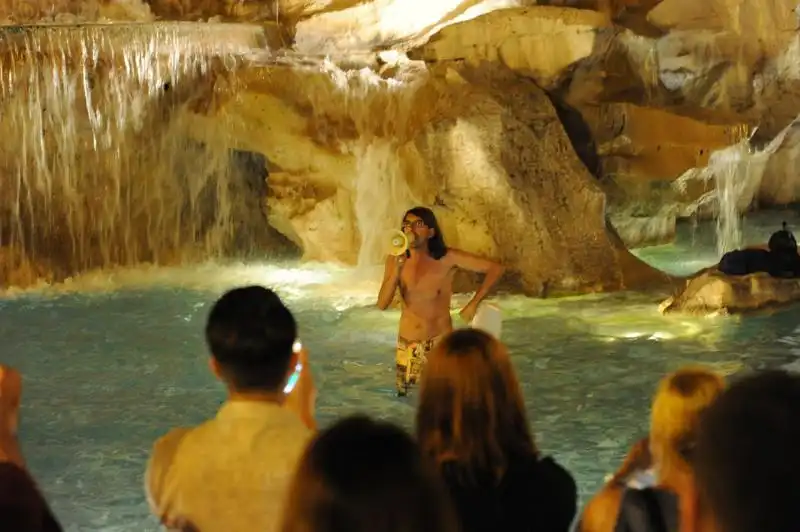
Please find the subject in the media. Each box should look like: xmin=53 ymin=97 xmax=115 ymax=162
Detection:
xmin=388 ymin=230 xmax=409 ymax=257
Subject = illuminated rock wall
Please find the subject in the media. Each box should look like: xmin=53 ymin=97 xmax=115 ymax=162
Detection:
xmin=2 ymin=0 xmax=799 ymax=291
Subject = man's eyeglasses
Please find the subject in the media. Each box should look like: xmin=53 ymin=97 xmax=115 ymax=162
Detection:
xmin=402 ymin=220 xmax=425 ymax=230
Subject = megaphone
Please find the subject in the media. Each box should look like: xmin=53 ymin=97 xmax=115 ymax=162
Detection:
xmin=388 ymin=230 xmax=409 ymax=257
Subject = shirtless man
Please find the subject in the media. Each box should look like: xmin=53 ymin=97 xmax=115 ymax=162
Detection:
xmin=377 ymin=207 xmax=504 ymax=396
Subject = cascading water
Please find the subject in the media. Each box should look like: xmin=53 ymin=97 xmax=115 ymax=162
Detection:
xmin=712 ymin=147 xmax=747 ymax=255
xmin=353 ymin=140 xmax=418 ymax=266
xmin=316 ymin=57 xmax=428 ymax=268
xmin=0 ymin=23 xmax=268 ymax=284
xmin=675 ymin=123 xmax=792 ymax=257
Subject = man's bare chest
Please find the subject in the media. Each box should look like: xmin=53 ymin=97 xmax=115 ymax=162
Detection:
xmin=400 ymin=260 xmax=452 ymax=293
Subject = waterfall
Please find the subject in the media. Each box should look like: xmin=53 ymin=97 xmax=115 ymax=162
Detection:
xmin=353 ymin=141 xmax=417 ymax=267
xmin=675 ymin=121 xmax=799 ymax=256
xmin=0 ymin=23 xmax=266 ymax=281
xmin=316 ymin=57 xmax=427 ymax=267
xmin=712 ymin=147 xmax=747 ymax=255
xmin=674 ymin=142 xmax=757 ymax=256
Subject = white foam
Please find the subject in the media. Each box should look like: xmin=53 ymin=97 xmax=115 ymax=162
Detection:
xmin=0 ymin=261 xmax=381 ymax=305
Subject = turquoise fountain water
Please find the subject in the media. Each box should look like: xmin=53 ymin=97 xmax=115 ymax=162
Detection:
xmin=3 ymin=211 xmax=800 ymax=530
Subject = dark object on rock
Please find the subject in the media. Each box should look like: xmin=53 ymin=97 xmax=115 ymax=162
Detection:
xmin=718 ymin=222 xmax=800 ymax=278
xmin=768 ymin=221 xmax=798 ymax=253
xmin=718 ymin=248 xmax=772 ymax=276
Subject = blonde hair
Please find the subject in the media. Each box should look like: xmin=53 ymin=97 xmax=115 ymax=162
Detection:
xmin=415 ymin=328 xmax=535 ymax=483
xmin=650 ymin=366 xmax=725 ymax=477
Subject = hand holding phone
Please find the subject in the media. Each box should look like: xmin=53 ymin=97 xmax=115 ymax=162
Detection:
xmin=282 ymin=340 xmax=316 ymax=430
xmin=283 ymin=341 xmax=303 ymax=394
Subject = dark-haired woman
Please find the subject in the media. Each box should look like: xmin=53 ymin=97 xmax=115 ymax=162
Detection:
xmin=417 ymin=328 xmax=577 ymax=532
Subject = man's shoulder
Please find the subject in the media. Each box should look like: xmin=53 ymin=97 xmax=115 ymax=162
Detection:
xmin=149 ymin=426 xmax=194 ymax=466
xmin=150 ymin=407 xmax=311 ymax=461
xmin=440 ymin=247 xmax=466 ymax=265
xmin=445 ymin=247 xmax=474 ymax=258
xmin=146 ymin=425 xmax=196 ymax=512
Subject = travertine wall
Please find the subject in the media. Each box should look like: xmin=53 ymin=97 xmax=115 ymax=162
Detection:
xmin=3 ymin=0 xmax=800 ymax=291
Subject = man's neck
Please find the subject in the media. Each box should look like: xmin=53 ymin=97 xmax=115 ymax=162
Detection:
xmin=408 ymin=247 xmax=430 ymax=259
xmin=227 ymin=390 xmax=285 ymax=405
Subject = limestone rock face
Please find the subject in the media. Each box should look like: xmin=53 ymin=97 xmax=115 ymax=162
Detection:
xmin=590 ymin=103 xmax=740 ymax=243
xmin=0 ymin=0 xmax=153 ymax=23
xmin=7 ymin=0 xmax=799 ymax=253
xmin=757 ymin=123 xmax=800 ymax=207
xmin=410 ymin=7 xmax=739 ymax=243
xmin=410 ymin=2 xmax=800 ymax=246
xmin=292 ymin=0 xmax=535 ymax=54
xmin=596 ymin=0 xmax=799 ymax=138
xmin=201 ymin=58 xmax=667 ymax=294
xmin=411 ymin=2 xmax=800 ymax=131
xmin=412 ymin=66 xmax=657 ymax=295
xmin=412 ymin=7 xmax=609 ymax=89
xmin=0 ymin=0 xmax=314 ymax=24
xmin=8 ymin=0 xmax=798 ymax=290
xmin=660 ymin=270 xmax=800 ymax=315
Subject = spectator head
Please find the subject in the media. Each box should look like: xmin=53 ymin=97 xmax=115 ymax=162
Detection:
xmin=280 ymin=415 xmax=458 ymax=532
xmin=695 ymin=369 xmax=800 ymax=532
xmin=205 ymin=285 xmax=297 ymax=394
xmin=649 ymin=366 xmax=724 ymax=476
xmin=416 ymin=328 xmax=536 ymax=483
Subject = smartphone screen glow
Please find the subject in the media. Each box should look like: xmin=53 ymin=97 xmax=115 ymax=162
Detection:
xmin=284 ymin=339 xmax=303 ymax=394
xmin=283 ymin=363 xmax=302 ymax=394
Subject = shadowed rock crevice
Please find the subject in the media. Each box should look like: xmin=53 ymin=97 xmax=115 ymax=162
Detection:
xmin=548 ymin=94 xmax=602 ymax=178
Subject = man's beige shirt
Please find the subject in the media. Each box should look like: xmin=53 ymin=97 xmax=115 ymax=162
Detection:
xmin=146 ymin=401 xmax=312 ymax=531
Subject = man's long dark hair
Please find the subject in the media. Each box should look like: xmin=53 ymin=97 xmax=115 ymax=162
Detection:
xmin=404 ymin=207 xmax=448 ymax=260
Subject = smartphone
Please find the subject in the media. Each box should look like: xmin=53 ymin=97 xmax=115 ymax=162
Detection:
xmin=626 ymin=468 xmax=656 ymax=489
xmin=284 ymin=340 xmax=303 ymax=394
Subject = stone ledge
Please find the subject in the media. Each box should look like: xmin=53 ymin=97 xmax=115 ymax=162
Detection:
xmin=659 ymin=269 xmax=800 ymax=315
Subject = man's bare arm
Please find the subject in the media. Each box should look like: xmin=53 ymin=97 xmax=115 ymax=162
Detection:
xmin=449 ymin=249 xmax=505 ymax=311
xmin=377 ymin=255 xmax=404 ymax=310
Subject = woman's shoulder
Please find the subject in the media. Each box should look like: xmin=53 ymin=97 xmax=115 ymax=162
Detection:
xmin=505 ymin=454 xmax=577 ymax=497
xmin=519 ymin=454 xmax=575 ymax=481
xmin=439 ymin=454 xmax=577 ymax=496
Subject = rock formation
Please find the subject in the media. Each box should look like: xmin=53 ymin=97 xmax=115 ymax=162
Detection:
xmin=410 ymin=1 xmax=800 ymax=244
xmin=2 ymin=0 xmax=800 ymax=293
xmin=196 ymin=58 xmax=668 ymax=294
xmin=660 ymin=270 xmax=800 ymax=315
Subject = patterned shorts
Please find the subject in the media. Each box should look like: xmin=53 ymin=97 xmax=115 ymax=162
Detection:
xmin=395 ymin=335 xmax=442 ymax=396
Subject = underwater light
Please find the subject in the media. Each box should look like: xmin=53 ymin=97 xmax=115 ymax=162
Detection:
xmin=603 ymin=331 xmax=677 ymax=342
xmin=649 ymin=332 xmax=675 ymax=341
xmin=256 ymin=266 xmax=332 ymax=286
